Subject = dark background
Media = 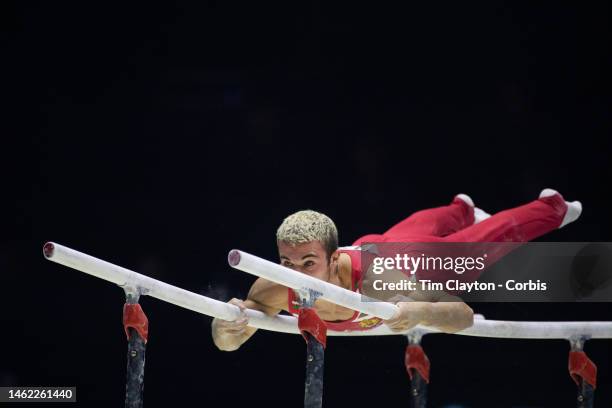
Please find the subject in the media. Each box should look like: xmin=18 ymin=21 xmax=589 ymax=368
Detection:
xmin=3 ymin=1 xmax=611 ymax=407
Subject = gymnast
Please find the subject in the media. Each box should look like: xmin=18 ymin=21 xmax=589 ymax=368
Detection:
xmin=212 ymin=189 xmax=582 ymax=351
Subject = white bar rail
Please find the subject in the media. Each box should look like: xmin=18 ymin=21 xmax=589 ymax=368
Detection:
xmin=43 ymin=242 xmax=612 ymax=339
xmin=43 ymin=242 xmax=298 ymax=334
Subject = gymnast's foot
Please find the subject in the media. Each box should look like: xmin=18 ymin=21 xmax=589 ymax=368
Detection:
xmin=539 ymin=188 xmax=583 ymax=228
xmin=455 ymin=193 xmax=474 ymax=207
xmin=474 ymin=207 xmax=491 ymax=224
xmin=455 ymin=194 xmax=491 ymax=224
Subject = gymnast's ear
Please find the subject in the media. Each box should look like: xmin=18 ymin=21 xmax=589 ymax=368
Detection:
xmin=329 ymin=249 xmax=340 ymax=264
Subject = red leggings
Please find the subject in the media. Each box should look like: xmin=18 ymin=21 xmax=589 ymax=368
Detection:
xmin=352 ymin=194 xmax=568 ymax=282
xmin=353 ymin=194 xmax=568 ymax=246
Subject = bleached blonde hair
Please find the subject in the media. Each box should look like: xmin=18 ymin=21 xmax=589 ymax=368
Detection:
xmin=276 ymin=210 xmax=338 ymax=260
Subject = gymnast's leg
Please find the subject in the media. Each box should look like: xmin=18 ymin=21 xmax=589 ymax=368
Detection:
xmin=383 ymin=195 xmax=476 ymax=238
xmin=443 ymin=190 xmax=579 ymax=243
xmin=432 ymin=189 xmax=582 ymax=283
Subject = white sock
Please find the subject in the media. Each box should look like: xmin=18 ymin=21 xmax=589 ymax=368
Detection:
xmin=455 ymin=194 xmax=491 ymax=224
xmin=539 ymin=188 xmax=583 ymax=228
xmin=474 ymin=207 xmax=491 ymax=224
xmin=539 ymin=188 xmax=560 ymax=198
xmin=560 ymin=201 xmax=582 ymax=228
xmin=455 ymin=193 xmax=474 ymax=207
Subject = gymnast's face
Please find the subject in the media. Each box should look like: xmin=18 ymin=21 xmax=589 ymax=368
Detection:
xmin=278 ymin=240 xmax=333 ymax=281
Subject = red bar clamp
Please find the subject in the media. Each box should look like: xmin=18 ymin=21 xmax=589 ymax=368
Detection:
xmin=123 ymin=303 xmax=149 ymax=343
xmin=405 ymin=344 xmax=430 ymax=383
xmin=569 ymin=350 xmax=597 ymax=389
xmin=298 ymin=307 xmax=327 ymax=348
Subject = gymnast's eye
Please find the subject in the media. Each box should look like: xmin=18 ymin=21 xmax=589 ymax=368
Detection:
xmin=282 ymin=261 xmax=294 ymax=267
xmin=304 ymin=261 xmax=315 ymax=267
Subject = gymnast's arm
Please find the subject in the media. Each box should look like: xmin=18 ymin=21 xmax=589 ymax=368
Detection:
xmin=211 ymin=277 xmax=287 ymax=351
xmin=362 ymin=266 xmax=473 ymax=333
xmin=387 ymin=289 xmax=474 ymax=334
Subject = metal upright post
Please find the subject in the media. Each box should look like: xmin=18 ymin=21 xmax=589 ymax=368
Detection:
xmin=568 ymin=336 xmax=596 ymax=408
xmin=123 ymin=287 xmax=148 ymax=408
xmin=405 ymin=330 xmax=429 ymax=408
xmin=297 ymin=288 xmax=326 ymax=408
